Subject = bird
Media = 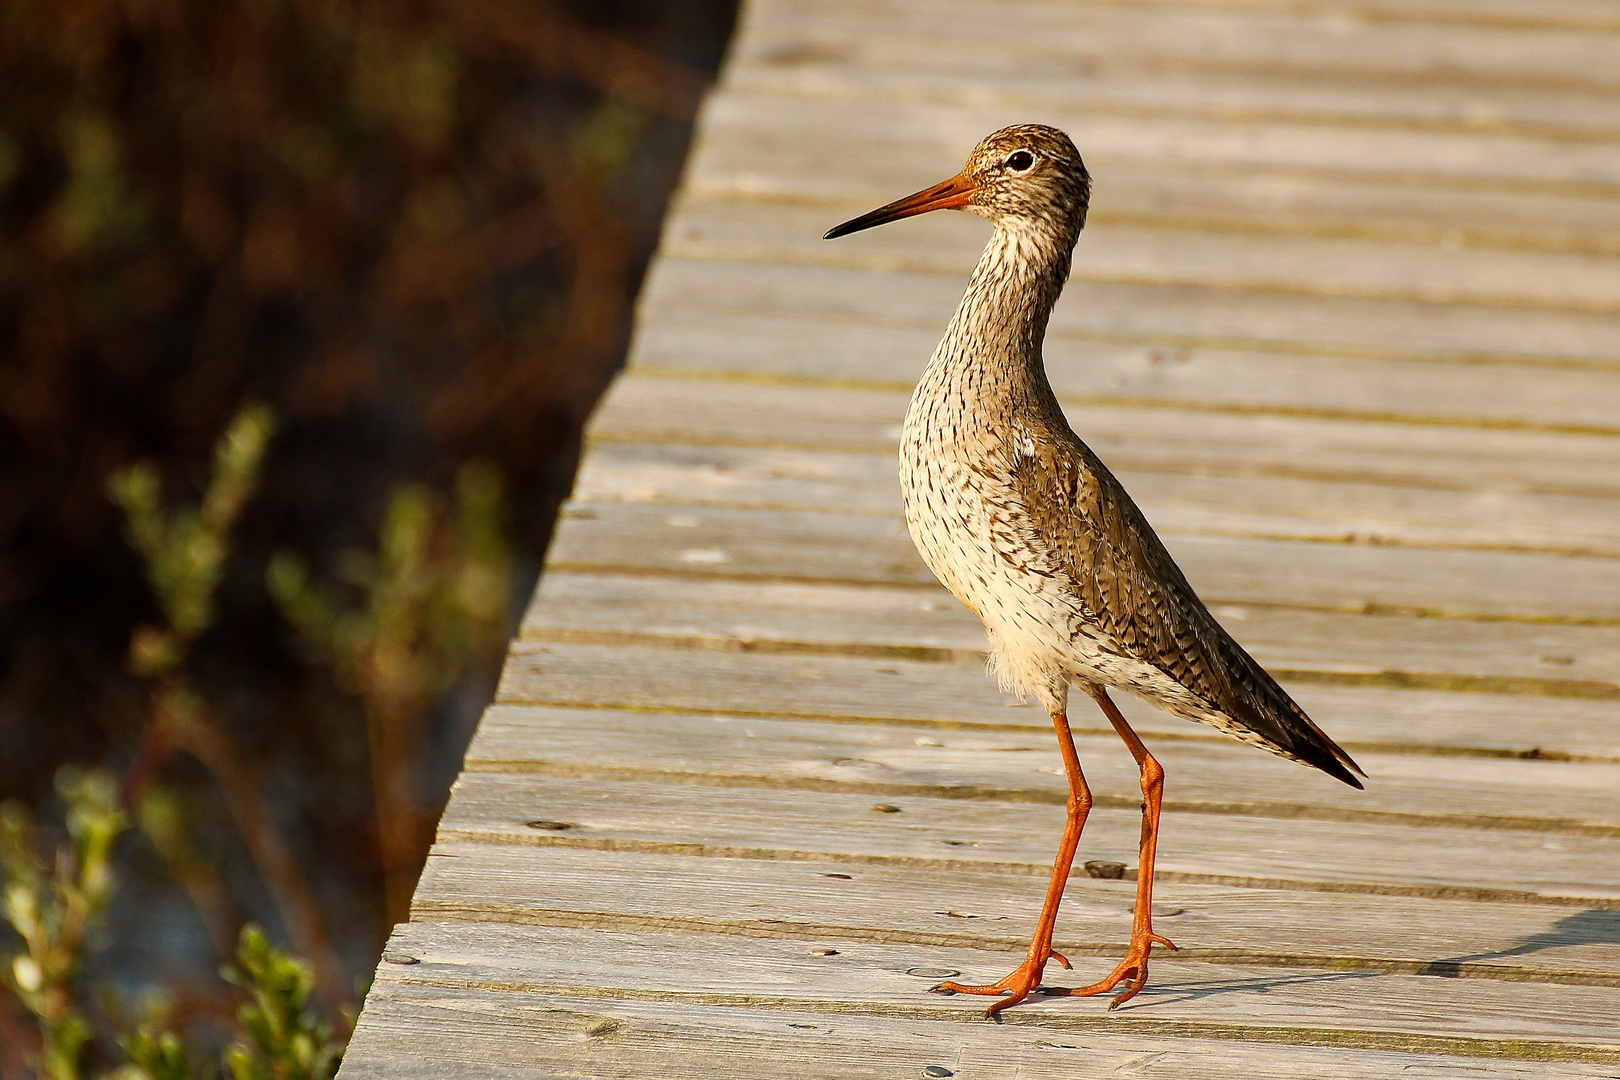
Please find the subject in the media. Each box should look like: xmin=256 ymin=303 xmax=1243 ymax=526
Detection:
xmin=823 ymin=124 xmax=1365 ymax=1016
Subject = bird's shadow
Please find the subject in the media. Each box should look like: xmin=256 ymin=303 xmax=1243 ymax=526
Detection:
xmin=1082 ymin=908 xmax=1620 ymax=1011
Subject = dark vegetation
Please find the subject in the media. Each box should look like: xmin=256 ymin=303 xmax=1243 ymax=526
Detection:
xmin=0 ymin=0 xmax=737 ymax=1073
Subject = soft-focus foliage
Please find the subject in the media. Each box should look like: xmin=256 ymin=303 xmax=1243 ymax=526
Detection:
xmin=110 ymin=407 xmax=276 ymax=676
xmin=0 ymin=0 xmax=734 ymax=1064
xmin=269 ymin=463 xmax=512 ymax=923
xmin=112 ymin=404 xmax=346 ymax=1003
xmin=1 ymin=768 xmax=129 ymax=1080
xmin=221 ymin=927 xmax=343 ymax=1080
xmin=110 ymin=1027 xmax=194 ymax=1080
xmin=2 ymin=773 xmax=350 ymax=1079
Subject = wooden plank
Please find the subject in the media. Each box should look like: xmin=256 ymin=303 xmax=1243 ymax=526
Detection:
xmin=589 ymin=375 xmax=1620 ymax=497
xmin=737 ymin=0 xmax=1620 ymax=92
xmin=630 ymin=314 xmax=1620 ymax=433
xmin=546 ymin=502 xmax=1620 ymax=626
xmin=639 ymin=257 xmax=1620 ymax=370
xmin=695 ymin=92 xmax=1620 ymax=199
xmin=524 ymin=570 xmax=1620 ymax=690
xmin=725 ymin=59 xmax=1620 ymax=150
xmin=495 ymin=641 xmax=1620 ymax=760
xmin=1133 ymin=0 xmax=1620 ymax=29
xmin=341 ymin=983 xmax=1620 ymax=1079
xmin=728 ymin=1 xmax=1620 ymax=140
xmin=689 ymin=126 xmax=1620 ymax=258
xmin=356 ymin=921 xmax=1620 ymax=1050
xmin=414 ymin=842 xmax=1620 ymax=981
xmin=576 ymin=441 xmax=1620 ymax=558
xmin=460 ymin=705 xmax=1620 ymax=830
xmin=439 ymin=773 xmax=1620 ymax=901
xmin=666 ymin=194 xmax=1620 ymax=315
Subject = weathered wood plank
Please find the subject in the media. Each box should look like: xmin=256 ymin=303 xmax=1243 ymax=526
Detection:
xmin=727 ymin=0 xmax=1620 ymax=142
xmin=576 ymin=441 xmax=1620 ymax=558
xmin=414 ymin=842 xmax=1620 ymax=980
xmin=737 ymin=0 xmax=1620 ymax=92
xmin=696 ymin=92 xmax=1620 ymax=201
xmin=1114 ymin=0 xmax=1620 ymax=29
xmin=546 ymin=501 xmax=1620 ymax=628
xmin=496 ymin=641 xmax=1620 ymax=760
xmin=341 ymin=983 xmax=1620 ymax=1079
xmin=359 ymin=921 xmax=1620 ymax=1049
xmin=639 ymin=254 xmax=1620 ymax=367
xmin=666 ymin=195 xmax=1620 ymax=315
xmin=724 ymin=59 xmax=1620 ymax=151
xmin=589 ymin=374 xmax=1620 ymax=497
xmin=630 ymin=314 xmax=1620 ymax=433
xmin=439 ymin=773 xmax=1620 ymax=901
xmin=524 ymin=570 xmax=1620 ymax=689
xmin=690 ymin=122 xmax=1620 ymax=258
xmin=461 ymin=705 xmax=1620 ymax=830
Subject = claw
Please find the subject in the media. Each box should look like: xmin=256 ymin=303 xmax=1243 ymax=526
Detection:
xmin=930 ymin=956 xmax=1051 ymax=1016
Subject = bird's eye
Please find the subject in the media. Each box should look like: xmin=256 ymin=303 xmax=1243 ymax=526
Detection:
xmin=1006 ymin=150 xmax=1034 ymax=171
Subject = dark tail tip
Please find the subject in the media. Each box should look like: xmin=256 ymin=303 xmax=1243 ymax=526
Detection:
xmin=1320 ymin=753 xmax=1366 ymax=789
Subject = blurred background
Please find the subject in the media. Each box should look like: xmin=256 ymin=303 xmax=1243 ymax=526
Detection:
xmin=0 ymin=0 xmax=737 ymax=1072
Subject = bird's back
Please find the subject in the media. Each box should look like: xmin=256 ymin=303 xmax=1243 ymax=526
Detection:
xmin=1008 ymin=408 xmax=1364 ymax=787
xmin=901 ymin=357 xmax=1363 ymax=789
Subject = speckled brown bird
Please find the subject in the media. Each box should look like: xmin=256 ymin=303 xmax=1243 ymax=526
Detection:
xmin=825 ymin=124 xmax=1365 ymax=1015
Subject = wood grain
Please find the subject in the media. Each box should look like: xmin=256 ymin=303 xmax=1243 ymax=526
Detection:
xmin=590 ymin=375 xmax=1620 ymax=500
xmin=576 ymin=440 xmax=1620 ymax=557
xmin=668 ymin=195 xmax=1620 ymax=315
xmin=639 ymin=256 xmax=1620 ymax=367
xmin=362 ymin=921 xmax=1620 ymax=1049
xmin=524 ymin=569 xmax=1620 ymax=690
xmin=495 ymin=640 xmax=1620 ymax=760
xmin=741 ymin=0 xmax=1620 ymax=93
xmin=342 ymin=984 xmax=1620 ymax=1079
xmin=459 ymin=704 xmax=1620 ymax=831
xmin=437 ymin=772 xmax=1620 ymax=902
xmin=629 ymin=313 xmax=1620 ymax=433
xmin=697 ymin=83 xmax=1620 ymax=193
xmin=546 ymin=500 xmax=1620 ymax=627
xmin=413 ymin=842 xmax=1620 ymax=981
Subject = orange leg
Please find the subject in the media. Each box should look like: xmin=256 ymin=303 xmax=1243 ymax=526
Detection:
xmin=1049 ymin=685 xmax=1177 ymax=1008
xmin=933 ymin=709 xmax=1092 ymax=1016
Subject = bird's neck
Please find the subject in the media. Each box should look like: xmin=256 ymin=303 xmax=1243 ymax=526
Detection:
xmin=927 ymin=220 xmax=1076 ymax=403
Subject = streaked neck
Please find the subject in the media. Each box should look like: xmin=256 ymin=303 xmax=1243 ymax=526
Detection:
xmin=929 ymin=219 xmax=1077 ymax=392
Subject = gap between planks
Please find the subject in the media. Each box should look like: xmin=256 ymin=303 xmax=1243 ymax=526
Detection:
xmin=411 ymin=841 xmax=1620 ymax=984
xmin=457 ymin=757 xmax=1620 ymax=842
xmin=620 ymin=361 xmax=1620 ymax=442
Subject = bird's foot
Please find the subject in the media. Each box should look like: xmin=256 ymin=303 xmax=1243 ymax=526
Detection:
xmin=1048 ymin=931 xmax=1176 ymax=1009
xmin=930 ymin=948 xmax=1071 ymax=1017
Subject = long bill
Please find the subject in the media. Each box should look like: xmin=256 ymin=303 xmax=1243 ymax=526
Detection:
xmin=823 ymin=173 xmax=978 ymax=239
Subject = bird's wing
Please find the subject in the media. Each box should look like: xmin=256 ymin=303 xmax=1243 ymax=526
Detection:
xmin=1004 ymin=424 xmax=1364 ymax=786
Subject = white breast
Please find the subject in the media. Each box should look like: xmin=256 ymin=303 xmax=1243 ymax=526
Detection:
xmin=899 ymin=389 xmax=1097 ymax=712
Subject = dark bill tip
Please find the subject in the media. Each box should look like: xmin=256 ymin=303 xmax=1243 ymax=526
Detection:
xmin=822 ymin=209 xmax=893 ymax=241
xmin=823 ymin=174 xmax=976 ymax=240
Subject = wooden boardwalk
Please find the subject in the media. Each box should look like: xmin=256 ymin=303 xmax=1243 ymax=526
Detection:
xmin=339 ymin=1 xmax=1620 ymax=1075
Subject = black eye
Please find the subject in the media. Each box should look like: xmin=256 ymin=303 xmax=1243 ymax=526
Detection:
xmin=1006 ymin=150 xmax=1034 ymax=171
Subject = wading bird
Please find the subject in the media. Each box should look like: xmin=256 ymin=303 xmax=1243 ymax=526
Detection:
xmin=825 ymin=124 xmax=1364 ymax=1015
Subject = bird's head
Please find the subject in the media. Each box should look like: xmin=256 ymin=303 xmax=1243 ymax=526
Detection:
xmin=824 ymin=124 xmax=1090 ymax=243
